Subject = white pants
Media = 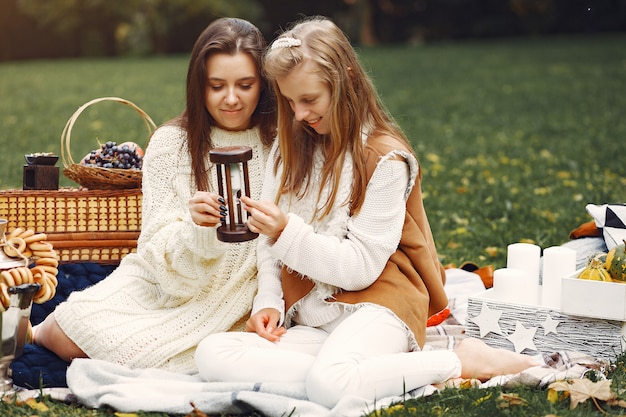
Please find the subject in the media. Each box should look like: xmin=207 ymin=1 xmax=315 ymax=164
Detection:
xmin=195 ymin=305 xmax=461 ymax=408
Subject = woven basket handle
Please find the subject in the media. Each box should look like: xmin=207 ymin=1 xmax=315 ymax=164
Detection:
xmin=60 ymin=97 xmax=157 ymax=168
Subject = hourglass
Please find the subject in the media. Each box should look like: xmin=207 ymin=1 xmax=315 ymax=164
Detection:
xmin=209 ymin=146 xmax=258 ymax=242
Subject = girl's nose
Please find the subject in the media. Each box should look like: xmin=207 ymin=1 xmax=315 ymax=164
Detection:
xmin=292 ymin=104 xmax=308 ymax=121
xmin=225 ymin=88 xmax=238 ymax=105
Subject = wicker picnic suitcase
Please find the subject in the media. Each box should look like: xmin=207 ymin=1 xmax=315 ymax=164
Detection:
xmin=0 ymin=188 xmax=142 ymax=264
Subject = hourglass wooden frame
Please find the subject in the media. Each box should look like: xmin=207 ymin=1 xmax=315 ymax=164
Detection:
xmin=209 ymin=146 xmax=258 ymax=242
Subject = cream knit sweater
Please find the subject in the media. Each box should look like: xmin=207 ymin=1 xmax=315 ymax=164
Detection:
xmin=55 ymin=124 xmax=270 ymax=373
xmin=253 ymin=141 xmax=413 ymax=328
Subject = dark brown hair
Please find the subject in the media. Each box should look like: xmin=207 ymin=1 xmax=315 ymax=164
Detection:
xmin=173 ymin=17 xmax=276 ymax=191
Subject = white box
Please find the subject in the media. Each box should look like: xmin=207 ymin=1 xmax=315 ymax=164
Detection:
xmin=560 ymin=269 xmax=626 ymax=321
xmin=466 ymin=287 xmax=626 ymax=360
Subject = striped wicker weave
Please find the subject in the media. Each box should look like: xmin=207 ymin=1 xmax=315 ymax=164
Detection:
xmin=0 ymin=188 xmax=142 ymax=264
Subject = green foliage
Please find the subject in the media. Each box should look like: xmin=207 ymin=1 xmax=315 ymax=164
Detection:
xmin=0 ymin=34 xmax=625 ymax=416
xmin=15 ymin=0 xmax=264 ymax=55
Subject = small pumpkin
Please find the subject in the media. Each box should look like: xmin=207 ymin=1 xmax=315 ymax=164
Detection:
xmin=578 ymin=257 xmax=612 ymax=282
xmin=592 ymin=252 xmax=607 ymax=264
xmin=605 ymin=239 xmax=626 ymax=282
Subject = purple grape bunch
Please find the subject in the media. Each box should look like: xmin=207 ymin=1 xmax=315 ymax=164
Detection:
xmin=83 ymin=141 xmax=143 ymax=170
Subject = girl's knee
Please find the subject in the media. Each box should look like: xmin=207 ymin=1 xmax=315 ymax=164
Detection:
xmin=195 ymin=332 xmax=244 ymax=381
xmin=306 ymin=363 xmax=351 ymax=409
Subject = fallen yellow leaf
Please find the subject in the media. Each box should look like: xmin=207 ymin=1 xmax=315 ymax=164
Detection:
xmin=23 ymin=397 xmax=49 ymax=412
xmin=497 ymin=392 xmax=527 ymax=409
xmin=548 ymin=379 xmax=614 ymax=410
xmin=547 ymin=387 xmax=569 ymax=403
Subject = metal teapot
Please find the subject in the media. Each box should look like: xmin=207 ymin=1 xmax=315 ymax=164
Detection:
xmin=0 ymin=218 xmax=40 ymax=391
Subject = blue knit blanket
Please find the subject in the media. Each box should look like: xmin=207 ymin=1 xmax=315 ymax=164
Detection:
xmin=10 ymin=263 xmax=115 ymax=389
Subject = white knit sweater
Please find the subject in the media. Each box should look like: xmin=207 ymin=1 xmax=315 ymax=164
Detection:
xmin=55 ymin=125 xmax=271 ymax=373
xmin=252 ymin=141 xmax=414 ymax=328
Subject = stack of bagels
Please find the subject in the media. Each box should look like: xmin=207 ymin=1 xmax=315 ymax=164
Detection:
xmin=1 ymin=228 xmax=58 ymax=309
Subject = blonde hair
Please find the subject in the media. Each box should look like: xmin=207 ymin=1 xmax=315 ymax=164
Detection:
xmin=264 ymin=16 xmax=410 ymax=219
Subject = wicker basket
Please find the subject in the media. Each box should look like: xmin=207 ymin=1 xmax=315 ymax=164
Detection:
xmin=61 ymin=97 xmax=157 ymax=190
xmin=0 ymin=188 xmax=142 ymax=264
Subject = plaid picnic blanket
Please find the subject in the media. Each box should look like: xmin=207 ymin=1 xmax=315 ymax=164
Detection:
xmin=13 ymin=325 xmax=606 ymax=417
xmin=10 ymin=265 xmax=610 ymax=416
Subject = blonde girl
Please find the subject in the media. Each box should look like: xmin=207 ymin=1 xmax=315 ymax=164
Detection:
xmin=195 ymin=16 xmax=538 ymax=408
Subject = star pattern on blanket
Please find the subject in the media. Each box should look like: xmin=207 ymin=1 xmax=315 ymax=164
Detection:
xmin=541 ymin=314 xmax=560 ymax=335
xmin=507 ymin=321 xmax=538 ymax=353
xmin=468 ymin=303 xmax=503 ymax=338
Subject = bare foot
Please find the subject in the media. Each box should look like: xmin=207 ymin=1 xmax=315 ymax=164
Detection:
xmin=433 ymin=377 xmax=481 ymax=390
xmin=454 ymin=337 xmax=541 ymax=381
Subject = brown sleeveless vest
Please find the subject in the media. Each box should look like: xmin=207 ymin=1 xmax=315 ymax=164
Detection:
xmin=281 ymin=135 xmax=448 ymax=348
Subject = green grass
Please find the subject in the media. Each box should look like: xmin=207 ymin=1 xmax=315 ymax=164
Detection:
xmin=0 ymin=33 xmax=625 ymax=416
xmin=364 ymin=33 xmax=626 ymax=268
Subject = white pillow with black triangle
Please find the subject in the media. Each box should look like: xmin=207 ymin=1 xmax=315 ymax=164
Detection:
xmin=586 ymin=203 xmax=626 ymax=250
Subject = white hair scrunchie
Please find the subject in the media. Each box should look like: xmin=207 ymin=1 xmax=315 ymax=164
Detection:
xmin=271 ymin=37 xmax=302 ymax=50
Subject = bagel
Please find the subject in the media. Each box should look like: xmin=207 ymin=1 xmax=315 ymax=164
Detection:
xmin=23 ymin=233 xmax=47 ymax=244
xmin=18 ymin=266 xmax=34 ymax=285
xmin=3 ymin=237 xmax=26 ymax=257
xmin=7 ymin=266 xmax=34 ymax=286
xmin=28 ymin=242 xmax=54 ymax=252
xmin=33 ymin=285 xmax=48 ymax=303
xmin=2 ymin=245 xmax=17 ymax=258
xmin=0 ymin=270 xmax=16 ymax=287
xmin=9 ymin=268 xmax=24 ymax=286
xmin=43 ymin=271 xmax=58 ymax=287
xmin=34 ymin=281 xmax=52 ymax=303
xmin=37 ymin=265 xmax=58 ymax=276
xmin=31 ymin=266 xmax=46 ymax=281
xmin=44 ymin=279 xmax=56 ymax=300
xmin=32 ymin=250 xmax=57 ymax=259
xmin=35 ymin=257 xmax=59 ymax=268
xmin=6 ymin=227 xmax=23 ymax=240
xmin=32 ymin=275 xmax=47 ymax=296
xmin=0 ymin=283 xmax=10 ymax=310
xmin=17 ymin=229 xmax=35 ymax=240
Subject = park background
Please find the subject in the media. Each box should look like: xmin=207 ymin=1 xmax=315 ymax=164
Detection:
xmin=1 ymin=0 xmax=625 ymax=60
xmin=0 ymin=2 xmax=626 ymax=415
xmin=1 ymin=0 xmax=625 ymax=271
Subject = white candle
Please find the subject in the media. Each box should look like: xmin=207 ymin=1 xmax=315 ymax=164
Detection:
xmin=229 ymin=163 xmax=241 ymax=192
xmin=541 ymin=246 xmax=576 ymax=309
xmin=506 ymin=242 xmax=541 ymax=304
xmin=493 ymin=268 xmax=537 ymax=304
